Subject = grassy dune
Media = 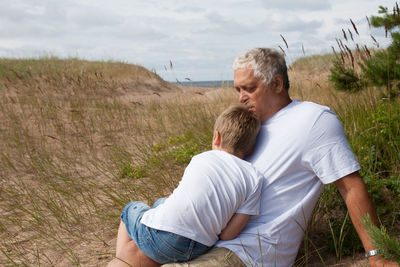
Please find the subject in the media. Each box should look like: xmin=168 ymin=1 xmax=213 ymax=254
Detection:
xmin=0 ymin=56 xmax=398 ymax=266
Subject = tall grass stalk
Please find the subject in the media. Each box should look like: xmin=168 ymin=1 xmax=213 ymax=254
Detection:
xmin=328 ymin=212 xmax=349 ymax=261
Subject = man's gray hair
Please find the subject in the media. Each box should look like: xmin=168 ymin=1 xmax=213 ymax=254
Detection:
xmin=232 ymin=48 xmax=290 ymax=90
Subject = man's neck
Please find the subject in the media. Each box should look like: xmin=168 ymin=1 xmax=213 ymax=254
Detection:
xmin=262 ymin=97 xmax=292 ymax=122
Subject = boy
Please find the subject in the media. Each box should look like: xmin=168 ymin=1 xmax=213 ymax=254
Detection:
xmin=108 ymin=103 xmax=264 ymax=267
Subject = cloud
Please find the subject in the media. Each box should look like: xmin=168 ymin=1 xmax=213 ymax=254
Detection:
xmin=0 ymin=1 xmax=66 ymax=38
xmin=259 ymin=0 xmax=331 ymax=11
xmin=66 ymin=7 xmax=122 ymax=30
xmin=0 ymin=0 xmax=125 ymax=39
xmin=264 ymin=15 xmax=322 ymax=33
xmin=107 ymin=22 xmax=168 ymax=41
xmin=196 ymin=11 xmax=255 ymax=35
xmin=174 ymin=5 xmax=205 ymax=13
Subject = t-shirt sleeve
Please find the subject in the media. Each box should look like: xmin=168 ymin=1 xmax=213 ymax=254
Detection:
xmin=236 ymin=173 xmax=263 ymax=215
xmin=302 ymin=110 xmax=360 ymax=184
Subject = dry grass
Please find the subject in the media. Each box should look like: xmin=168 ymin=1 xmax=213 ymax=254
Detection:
xmin=0 ymin=57 xmax=236 ymax=266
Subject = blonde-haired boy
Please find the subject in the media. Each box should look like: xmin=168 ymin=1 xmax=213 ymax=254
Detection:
xmin=108 ymin=104 xmax=264 ymax=267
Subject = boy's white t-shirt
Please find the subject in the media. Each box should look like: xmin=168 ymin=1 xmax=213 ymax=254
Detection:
xmin=141 ymin=150 xmax=264 ymax=247
xmin=217 ymin=100 xmax=361 ymax=266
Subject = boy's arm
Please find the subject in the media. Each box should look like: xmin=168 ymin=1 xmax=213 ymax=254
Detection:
xmin=219 ymin=213 xmax=249 ymax=240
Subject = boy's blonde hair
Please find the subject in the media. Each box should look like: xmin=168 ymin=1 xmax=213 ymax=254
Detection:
xmin=214 ymin=103 xmax=261 ymax=156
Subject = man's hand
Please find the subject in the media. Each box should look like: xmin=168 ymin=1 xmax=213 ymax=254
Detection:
xmin=369 ymin=256 xmax=399 ymax=267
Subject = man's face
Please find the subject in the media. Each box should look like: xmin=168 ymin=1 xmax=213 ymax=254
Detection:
xmin=234 ymin=68 xmax=270 ymax=122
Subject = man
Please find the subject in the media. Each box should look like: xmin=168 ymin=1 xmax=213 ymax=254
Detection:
xmin=163 ymin=48 xmax=398 ymax=267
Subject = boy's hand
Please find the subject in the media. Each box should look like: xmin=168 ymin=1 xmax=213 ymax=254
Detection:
xmin=219 ymin=213 xmax=249 ymax=241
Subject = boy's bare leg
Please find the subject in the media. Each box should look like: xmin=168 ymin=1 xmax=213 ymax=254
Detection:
xmin=108 ymin=239 xmax=160 ymax=267
xmin=115 ymin=220 xmax=132 ymax=256
xmin=108 ymin=220 xmax=160 ymax=267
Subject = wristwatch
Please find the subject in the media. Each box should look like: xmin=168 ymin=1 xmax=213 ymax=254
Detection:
xmin=365 ymin=249 xmax=380 ymax=258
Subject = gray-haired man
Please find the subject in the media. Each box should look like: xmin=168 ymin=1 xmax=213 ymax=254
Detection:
xmin=164 ymin=48 xmax=397 ymax=267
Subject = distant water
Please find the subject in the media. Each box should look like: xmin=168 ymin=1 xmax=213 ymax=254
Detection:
xmin=174 ymin=80 xmax=233 ymax=88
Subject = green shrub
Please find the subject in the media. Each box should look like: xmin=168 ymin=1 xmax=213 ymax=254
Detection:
xmin=329 ymin=59 xmax=364 ymax=92
xmin=119 ymin=164 xmax=148 ymax=179
xmin=362 ymin=214 xmax=400 ymax=263
xmin=118 ymin=131 xmax=211 ymax=182
xmin=329 ymin=4 xmax=400 ymax=96
xmin=167 ymin=133 xmax=200 ymax=164
xmin=361 ymin=33 xmax=400 ymax=97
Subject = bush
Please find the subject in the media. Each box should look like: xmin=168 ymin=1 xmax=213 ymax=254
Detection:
xmin=329 ymin=59 xmax=364 ymax=92
xmin=361 ymin=33 xmax=400 ymax=97
xmin=362 ymin=214 xmax=400 ymax=263
xmin=329 ymin=4 xmax=400 ymax=96
xmin=118 ymin=131 xmax=210 ymax=181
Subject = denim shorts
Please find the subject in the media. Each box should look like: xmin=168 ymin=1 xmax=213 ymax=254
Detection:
xmin=121 ymin=198 xmax=212 ymax=264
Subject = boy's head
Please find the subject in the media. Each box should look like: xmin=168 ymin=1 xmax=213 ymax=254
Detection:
xmin=213 ymin=103 xmax=261 ymax=158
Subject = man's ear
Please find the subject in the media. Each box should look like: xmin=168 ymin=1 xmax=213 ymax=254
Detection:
xmin=272 ymin=74 xmax=284 ymax=93
xmin=212 ymin=130 xmax=221 ymax=147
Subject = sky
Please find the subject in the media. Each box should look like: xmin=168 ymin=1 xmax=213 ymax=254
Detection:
xmin=0 ymin=0 xmax=397 ymax=81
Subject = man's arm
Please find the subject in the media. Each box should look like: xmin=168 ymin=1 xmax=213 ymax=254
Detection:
xmin=334 ymin=171 xmax=398 ymax=267
xmin=219 ymin=213 xmax=249 ymax=241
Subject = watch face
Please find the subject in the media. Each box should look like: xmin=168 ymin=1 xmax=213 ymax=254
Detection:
xmin=365 ymin=249 xmax=379 ymax=258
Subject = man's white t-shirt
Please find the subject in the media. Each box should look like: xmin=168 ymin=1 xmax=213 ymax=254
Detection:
xmin=216 ymin=100 xmax=360 ymax=266
xmin=141 ymin=150 xmax=264 ymax=247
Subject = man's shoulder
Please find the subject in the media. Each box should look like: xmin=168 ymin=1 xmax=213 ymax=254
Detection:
xmin=270 ymin=100 xmax=334 ymax=128
xmin=295 ymin=100 xmax=331 ymax=113
xmin=284 ymin=100 xmax=335 ymax=124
